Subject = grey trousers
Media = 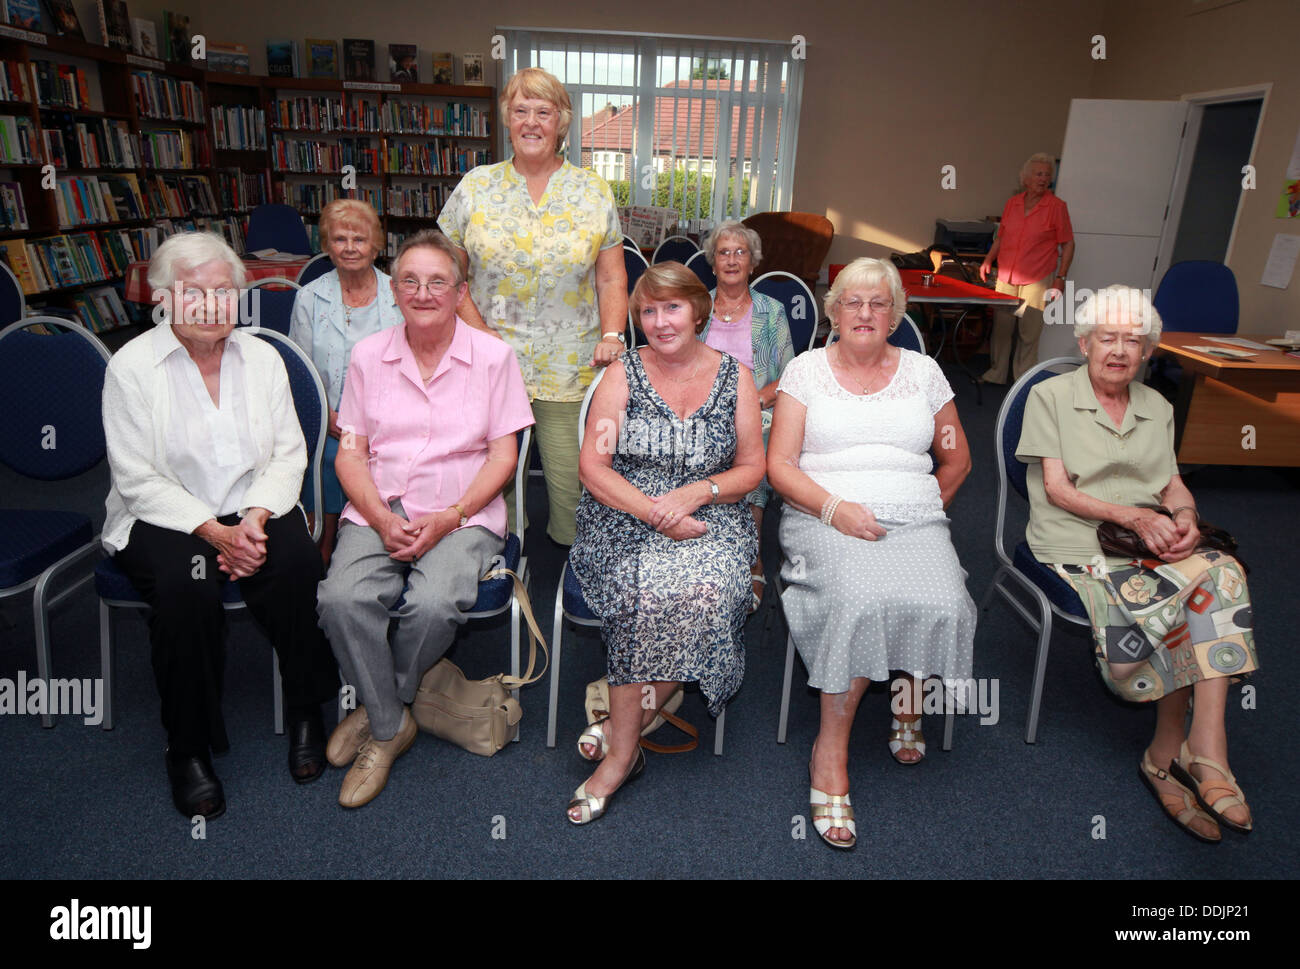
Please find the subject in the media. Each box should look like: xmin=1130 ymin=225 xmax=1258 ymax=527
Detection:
xmin=317 ymin=512 xmax=502 ymax=740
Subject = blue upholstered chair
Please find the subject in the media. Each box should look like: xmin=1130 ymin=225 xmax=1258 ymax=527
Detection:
xmin=0 ymin=318 xmax=111 ymax=727
xmin=95 ymin=329 xmax=328 ymax=733
xmin=245 ymin=203 xmax=312 ymax=255
xmin=238 ymin=277 xmax=301 ymax=335
xmin=751 ymin=270 xmax=819 ymax=354
xmin=546 ymin=368 xmax=728 ymax=755
xmin=684 ymin=250 xmax=716 ymax=292
xmin=295 ymin=253 xmax=334 ymax=287
xmin=652 ymin=235 xmax=699 ymax=265
xmin=0 ymin=260 xmax=26 ymax=325
xmin=978 ymin=356 xmax=1089 ymax=744
xmin=1150 ymin=261 xmax=1240 ymax=388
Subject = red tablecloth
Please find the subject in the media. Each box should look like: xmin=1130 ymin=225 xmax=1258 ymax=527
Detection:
xmin=898 ymin=269 xmax=1020 ymax=306
xmin=124 ymin=257 xmax=312 ymax=303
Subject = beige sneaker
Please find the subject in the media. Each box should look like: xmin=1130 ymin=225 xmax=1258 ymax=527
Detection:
xmin=326 ymin=705 xmax=371 ymax=768
xmin=338 ymin=709 xmax=417 ymax=808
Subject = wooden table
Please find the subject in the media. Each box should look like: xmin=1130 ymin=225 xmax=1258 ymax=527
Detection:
xmin=123 ymin=257 xmax=311 ymax=303
xmin=1156 ymin=332 xmax=1300 ymax=466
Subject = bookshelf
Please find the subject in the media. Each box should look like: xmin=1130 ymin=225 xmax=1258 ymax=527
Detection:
xmin=0 ymin=24 xmax=496 ymax=332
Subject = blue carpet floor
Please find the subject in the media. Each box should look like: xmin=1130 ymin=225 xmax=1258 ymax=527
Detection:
xmin=2 ymin=360 xmax=1295 ymax=880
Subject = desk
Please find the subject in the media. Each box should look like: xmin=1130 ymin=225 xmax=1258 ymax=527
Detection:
xmin=1156 ymin=332 xmax=1300 ymax=466
xmin=123 ymin=257 xmax=311 ymax=303
xmin=898 ymin=269 xmax=1020 ymax=402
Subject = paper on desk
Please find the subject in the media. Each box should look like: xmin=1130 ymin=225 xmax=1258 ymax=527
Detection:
xmin=1261 ymin=234 xmax=1300 ymax=289
xmin=1203 ymin=336 xmax=1276 ymax=351
xmin=1185 ymin=345 xmax=1257 ymax=359
xmin=248 ymin=249 xmax=303 ymax=261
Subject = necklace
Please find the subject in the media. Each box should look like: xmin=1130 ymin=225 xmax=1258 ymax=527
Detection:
xmin=835 ymin=344 xmax=889 ymax=395
xmin=713 ymin=291 xmax=749 ymax=323
xmin=341 ymin=281 xmax=374 ymax=327
xmin=652 ymin=350 xmax=703 ymax=384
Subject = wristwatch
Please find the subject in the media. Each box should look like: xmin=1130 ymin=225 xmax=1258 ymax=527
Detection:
xmin=601 ymin=331 xmax=625 ymax=345
xmin=705 ymin=478 xmax=719 ymax=504
xmin=452 ymin=503 xmax=468 ymax=527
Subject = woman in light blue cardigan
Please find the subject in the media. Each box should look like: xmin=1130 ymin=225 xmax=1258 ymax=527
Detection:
xmin=288 ymin=199 xmax=402 ymax=563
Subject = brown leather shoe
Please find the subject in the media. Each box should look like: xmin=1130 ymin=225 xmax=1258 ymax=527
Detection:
xmin=326 ymin=706 xmax=371 ymax=768
xmin=338 ymin=709 xmax=417 ymax=808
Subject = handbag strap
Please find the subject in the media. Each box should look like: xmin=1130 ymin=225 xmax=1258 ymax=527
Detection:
xmin=638 ymin=706 xmax=699 ymax=754
xmin=480 ymin=567 xmax=549 ymax=689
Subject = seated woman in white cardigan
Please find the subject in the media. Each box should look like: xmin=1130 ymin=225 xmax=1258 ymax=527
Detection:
xmin=102 ymin=232 xmax=339 ymax=821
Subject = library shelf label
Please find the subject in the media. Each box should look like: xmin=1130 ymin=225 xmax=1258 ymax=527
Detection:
xmin=126 ymin=54 xmax=167 ymax=71
xmin=343 ymin=81 xmax=400 ymax=93
xmin=0 ymin=25 xmax=47 ymax=45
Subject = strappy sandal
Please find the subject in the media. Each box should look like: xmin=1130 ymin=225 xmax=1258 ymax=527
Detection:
xmin=1139 ymin=749 xmax=1220 ymax=843
xmin=1168 ymin=741 xmax=1252 ymax=835
xmin=567 ymin=748 xmax=646 ymax=825
xmin=577 ymin=717 xmax=609 ymax=762
xmin=809 ymin=784 xmax=857 ymax=849
xmin=748 ymin=572 xmax=766 ymax=616
xmin=888 ymin=716 xmax=926 ymax=765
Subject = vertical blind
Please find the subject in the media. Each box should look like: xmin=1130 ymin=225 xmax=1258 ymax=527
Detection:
xmin=499 ymin=28 xmax=804 ymax=224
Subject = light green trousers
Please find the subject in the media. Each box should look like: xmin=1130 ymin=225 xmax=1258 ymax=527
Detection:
xmin=505 ymin=398 xmax=583 ymax=546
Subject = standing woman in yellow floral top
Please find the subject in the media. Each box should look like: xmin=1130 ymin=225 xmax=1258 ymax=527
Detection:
xmin=439 ymin=67 xmax=628 ymax=546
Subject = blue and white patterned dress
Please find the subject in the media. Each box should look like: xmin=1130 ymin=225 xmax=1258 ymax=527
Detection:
xmin=571 ymin=349 xmax=757 ymax=715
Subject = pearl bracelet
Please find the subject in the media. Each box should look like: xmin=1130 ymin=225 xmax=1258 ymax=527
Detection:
xmin=820 ymin=495 xmax=843 ymax=526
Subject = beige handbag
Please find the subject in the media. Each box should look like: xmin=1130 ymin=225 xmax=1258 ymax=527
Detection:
xmin=411 ymin=567 xmax=548 ymax=756
xmin=584 ymin=678 xmax=698 ymax=754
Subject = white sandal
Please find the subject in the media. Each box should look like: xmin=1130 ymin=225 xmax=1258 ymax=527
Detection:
xmin=809 ymin=785 xmax=857 ymax=849
xmin=888 ymin=716 xmax=926 ymax=765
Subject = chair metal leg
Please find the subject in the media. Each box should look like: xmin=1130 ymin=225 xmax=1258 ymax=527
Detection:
xmin=546 ymin=576 xmax=565 ymax=748
xmin=978 ymin=568 xmax=1006 ymax=612
xmin=99 ymin=600 xmax=114 ymax=730
xmin=778 ymin=631 xmax=795 ymax=744
xmin=1025 ymin=596 xmax=1053 ymax=745
xmin=943 ymin=706 xmax=954 ymax=751
xmin=713 ymin=705 xmax=725 ymax=756
xmin=32 ymin=586 xmax=54 ymax=729
xmin=510 ymin=563 xmax=522 ymax=742
xmin=273 ymin=654 xmax=284 ymax=735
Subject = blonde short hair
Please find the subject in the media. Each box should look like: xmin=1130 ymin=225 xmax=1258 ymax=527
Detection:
xmin=1074 ymin=284 xmax=1163 ymax=342
xmin=824 ymin=257 xmax=906 ymax=328
xmin=501 ymin=67 xmax=572 ymax=154
xmin=631 ymin=262 xmax=712 ymax=334
xmin=319 ymin=198 xmax=383 ymax=252
xmin=702 ymin=221 xmax=762 ymax=268
xmin=1019 ymin=152 xmax=1056 ymax=189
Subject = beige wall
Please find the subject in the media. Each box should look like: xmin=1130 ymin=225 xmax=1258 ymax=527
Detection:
xmin=141 ymin=0 xmax=1295 ymax=329
xmin=1086 ymin=0 xmax=1299 ymax=332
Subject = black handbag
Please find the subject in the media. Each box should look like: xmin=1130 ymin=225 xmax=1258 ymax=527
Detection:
xmin=1096 ymin=505 xmax=1245 ymax=572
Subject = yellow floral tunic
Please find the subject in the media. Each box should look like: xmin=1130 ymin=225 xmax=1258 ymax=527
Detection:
xmin=438 ymin=159 xmax=623 ymax=402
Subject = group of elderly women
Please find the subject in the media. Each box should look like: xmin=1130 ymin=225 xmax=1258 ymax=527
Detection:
xmin=99 ymin=64 xmax=1256 ymax=847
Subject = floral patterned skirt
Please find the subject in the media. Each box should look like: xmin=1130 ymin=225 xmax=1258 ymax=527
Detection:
xmin=1053 ymin=550 xmax=1258 ymax=703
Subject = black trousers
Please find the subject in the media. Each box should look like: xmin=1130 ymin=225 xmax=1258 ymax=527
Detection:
xmin=115 ymin=510 xmax=339 ymax=755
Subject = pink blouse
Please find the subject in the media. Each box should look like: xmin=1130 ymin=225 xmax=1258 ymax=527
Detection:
xmin=704 ymin=305 xmax=755 ymax=370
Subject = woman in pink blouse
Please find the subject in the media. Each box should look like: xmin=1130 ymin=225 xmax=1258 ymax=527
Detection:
xmin=980 ymin=153 xmax=1075 ymax=384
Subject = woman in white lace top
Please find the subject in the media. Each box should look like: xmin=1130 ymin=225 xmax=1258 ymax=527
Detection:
xmin=767 ymin=257 xmax=976 ymax=849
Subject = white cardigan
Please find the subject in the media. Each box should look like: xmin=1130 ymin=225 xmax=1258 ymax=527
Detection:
xmin=102 ymin=324 xmax=306 ymax=553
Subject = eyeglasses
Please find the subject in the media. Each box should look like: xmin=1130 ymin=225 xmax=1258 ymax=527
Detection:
xmin=511 ymin=106 xmax=555 ymax=123
xmin=717 ymin=247 xmax=749 ymax=260
xmin=838 ymin=297 xmax=894 ymax=315
xmin=397 ymin=277 xmax=455 ymax=296
xmin=181 ymin=287 xmax=237 ymax=302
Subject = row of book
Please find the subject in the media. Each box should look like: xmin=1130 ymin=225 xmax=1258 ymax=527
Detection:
xmin=44 ymin=118 xmax=141 ymax=170
xmin=0 ymin=180 xmax=29 ymax=229
xmin=383 ymin=102 xmax=490 ymax=137
xmin=71 ymin=286 xmax=132 ymax=333
xmin=1 ymin=231 xmax=130 ymax=293
xmin=271 ymin=137 xmax=381 ymax=174
xmin=129 ymin=71 xmax=204 ymax=122
xmin=269 ymin=96 xmax=348 ymax=132
xmin=0 ymin=114 xmax=40 ymax=163
xmin=386 ymin=182 xmax=452 ymax=219
xmin=214 ymin=169 xmax=271 ymax=212
xmin=139 ymin=127 xmax=209 ymax=169
xmin=0 ymin=60 xmax=33 ymax=102
xmin=54 ymin=175 xmax=142 ymax=227
xmin=274 ymin=181 xmax=381 ymax=215
xmin=146 ymin=173 xmax=219 ymax=218
xmin=382 ymin=141 xmax=489 ymax=176
xmin=30 ymin=60 xmax=93 ymax=110
xmin=210 ymin=106 xmax=267 ymax=151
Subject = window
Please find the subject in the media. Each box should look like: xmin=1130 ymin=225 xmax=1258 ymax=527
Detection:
xmin=499 ymin=28 xmax=804 ymax=223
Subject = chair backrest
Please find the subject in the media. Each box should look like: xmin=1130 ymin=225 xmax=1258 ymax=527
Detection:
xmin=239 ymin=277 xmax=301 ymax=335
xmin=252 ymin=329 xmax=327 ymax=541
xmin=741 ymin=211 xmax=834 ymax=286
xmin=653 ymin=235 xmax=699 ymax=264
xmin=991 ymin=356 xmax=1082 ymax=560
xmin=623 ymin=245 xmax=649 ymax=295
xmin=751 ymin=270 xmax=818 ymax=353
xmin=622 ymin=235 xmax=640 ymax=251
xmin=295 ymin=253 xmax=334 ymax=287
xmin=1153 ymin=260 xmax=1238 ymax=334
xmin=245 ymin=203 xmax=312 ymax=255
xmin=0 ymin=259 xmax=25 ymax=326
xmin=577 ymin=366 xmax=607 ymax=449
xmin=512 ymin=426 xmax=532 ymax=552
xmin=0 ymin=317 xmax=110 ymax=480
xmin=684 ymin=250 xmax=716 ymax=292
xmin=888 ymin=313 xmax=926 ymax=354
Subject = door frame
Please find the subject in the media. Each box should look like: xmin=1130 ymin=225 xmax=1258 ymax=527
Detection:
xmin=1153 ymin=82 xmax=1272 ymax=287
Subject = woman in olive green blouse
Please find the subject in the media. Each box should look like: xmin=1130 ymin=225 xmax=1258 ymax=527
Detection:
xmin=1016 ymin=285 xmax=1257 ymax=845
